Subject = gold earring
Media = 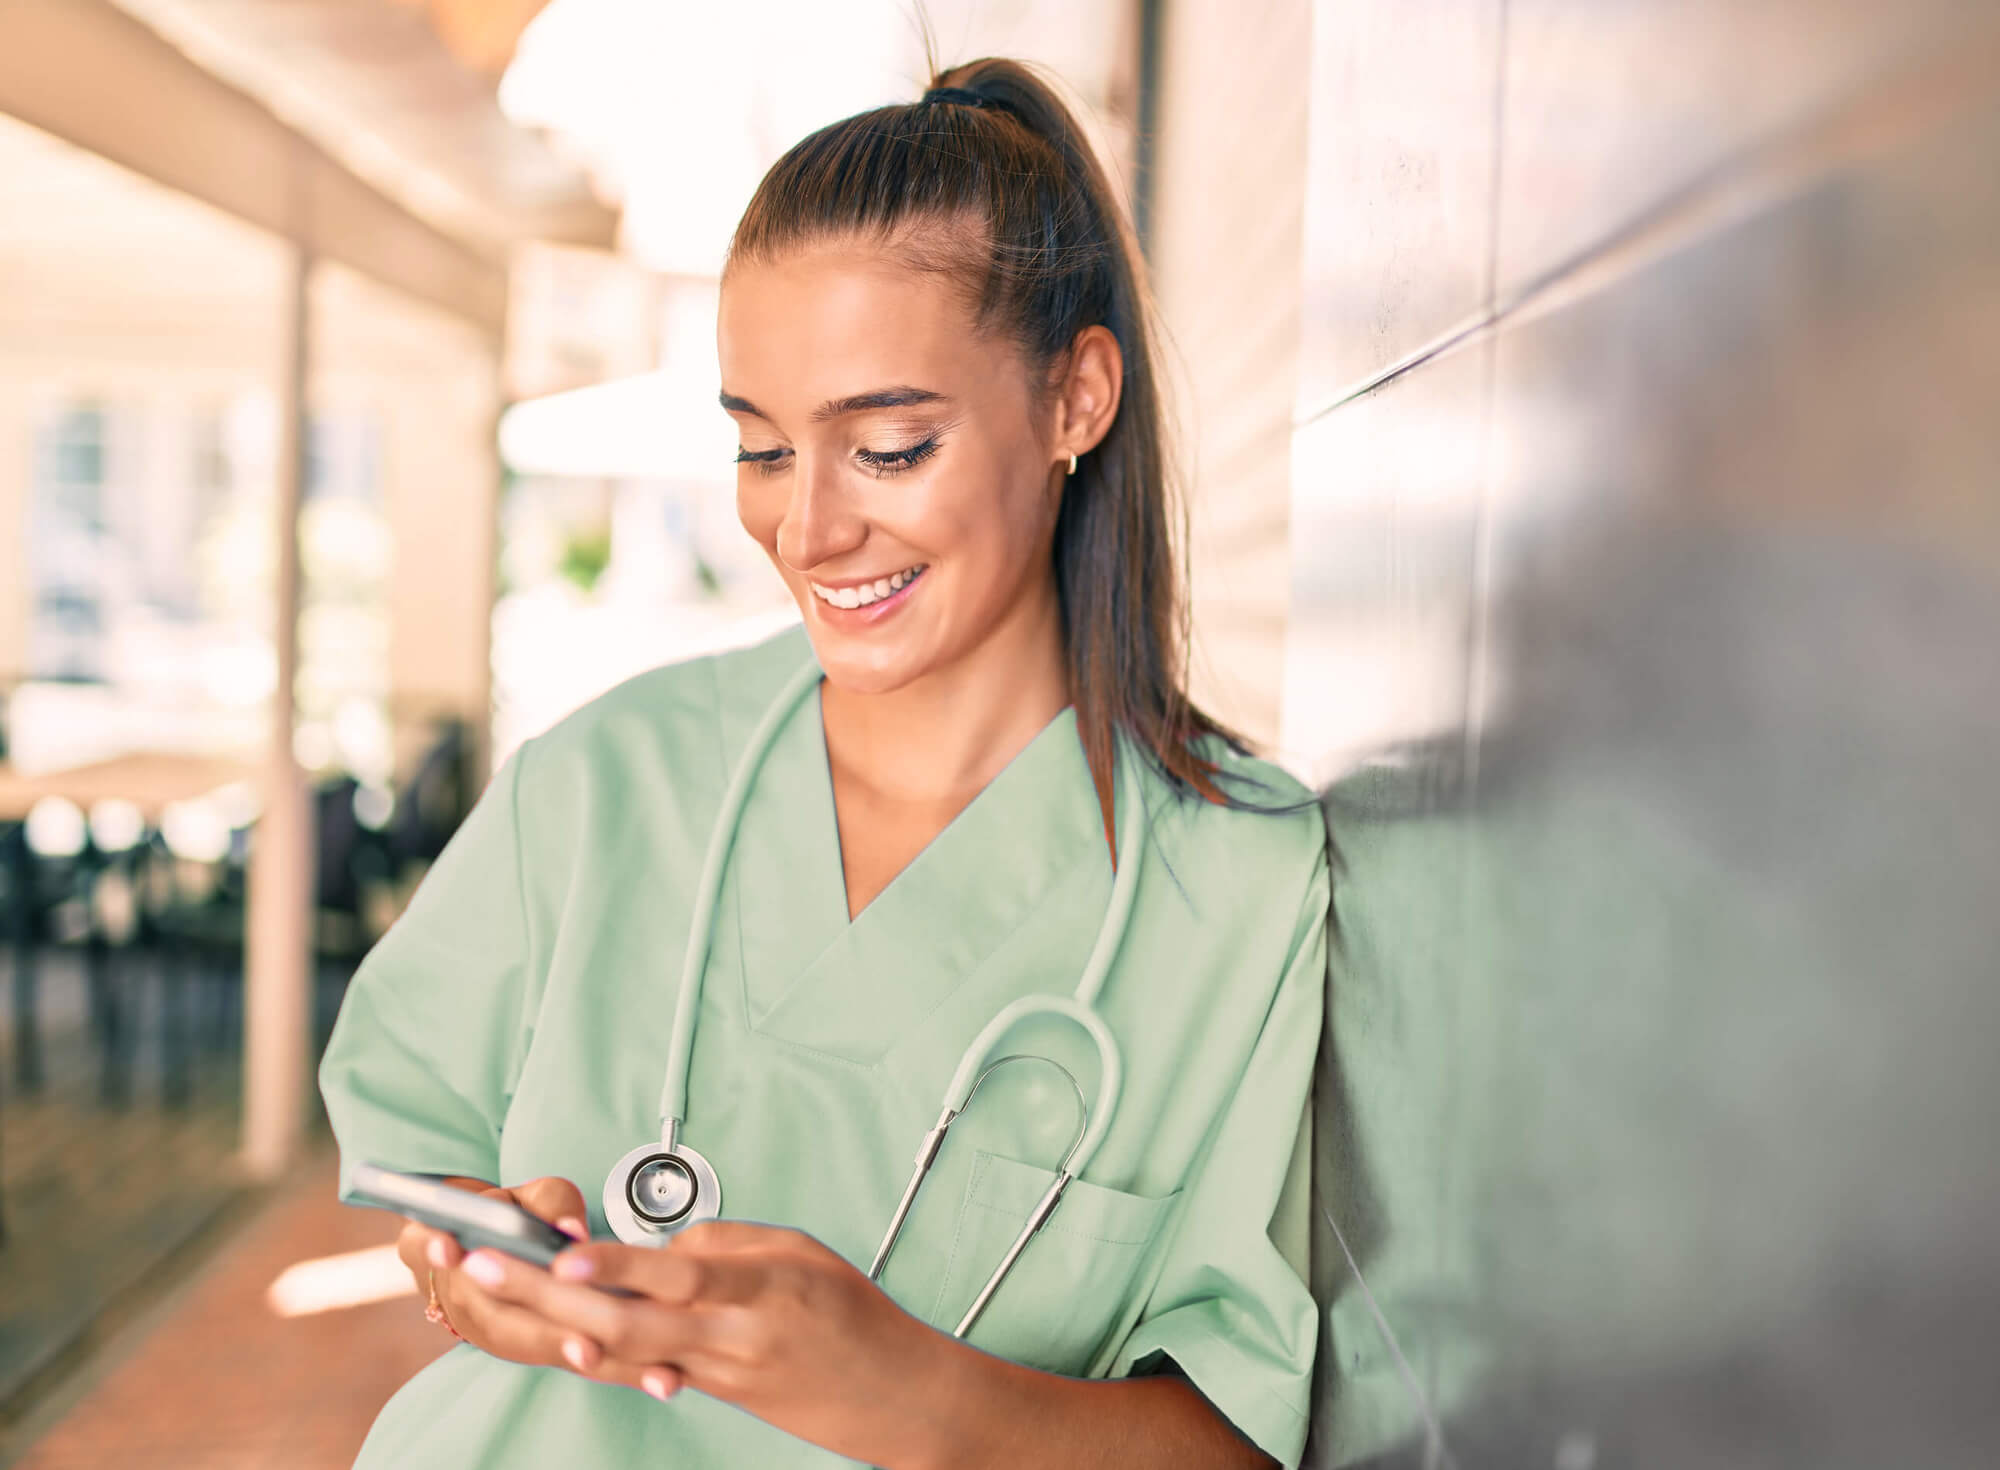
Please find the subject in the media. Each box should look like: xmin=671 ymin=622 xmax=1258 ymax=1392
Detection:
xmin=1066 ymin=452 xmax=1078 ymax=476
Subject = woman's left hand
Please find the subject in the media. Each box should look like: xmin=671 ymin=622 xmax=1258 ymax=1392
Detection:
xmin=455 ymin=1220 xmax=967 ymax=1467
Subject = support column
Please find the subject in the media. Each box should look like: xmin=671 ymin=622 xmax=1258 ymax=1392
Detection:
xmin=240 ymin=241 xmax=313 ymax=1179
xmin=384 ymin=322 xmax=504 ymax=790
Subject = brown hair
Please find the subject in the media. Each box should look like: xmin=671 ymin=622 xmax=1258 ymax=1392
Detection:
xmin=725 ymin=55 xmax=1296 ymax=861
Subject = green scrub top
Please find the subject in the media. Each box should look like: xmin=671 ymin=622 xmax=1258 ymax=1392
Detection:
xmin=318 ymin=622 xmax=1329 ymax=1468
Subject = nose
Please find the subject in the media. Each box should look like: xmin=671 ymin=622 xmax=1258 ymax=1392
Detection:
xmin=774 ymin=451 xmax=865 ymax=573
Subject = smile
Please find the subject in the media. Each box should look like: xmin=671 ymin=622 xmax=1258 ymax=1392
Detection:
xmin=808 ymin=565 xmax=927 ymax=609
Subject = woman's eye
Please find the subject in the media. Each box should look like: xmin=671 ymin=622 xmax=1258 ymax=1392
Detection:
xmin=855 ymin=437 xmax=940 ymax=475
xmin=735 ymin=447 xmax=790 ymax=475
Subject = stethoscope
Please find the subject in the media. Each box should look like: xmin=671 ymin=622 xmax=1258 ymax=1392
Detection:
xmin=602 ymin=649 xmax=1147 ymax=1338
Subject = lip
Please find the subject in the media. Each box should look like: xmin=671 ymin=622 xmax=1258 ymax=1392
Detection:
xmin=808 ymin=564 xmax=926 ymax=626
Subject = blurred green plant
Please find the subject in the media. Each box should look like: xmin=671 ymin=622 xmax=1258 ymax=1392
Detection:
xmin=558 ymin=527 xmax=613 ymax=594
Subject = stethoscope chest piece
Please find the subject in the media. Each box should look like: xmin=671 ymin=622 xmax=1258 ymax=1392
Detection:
xmin=603 ymin=1138 xmax=722 ymax=1245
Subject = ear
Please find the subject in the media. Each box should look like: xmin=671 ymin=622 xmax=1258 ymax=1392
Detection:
xmin=1052 ymin=324 xmax=1124 ymax=468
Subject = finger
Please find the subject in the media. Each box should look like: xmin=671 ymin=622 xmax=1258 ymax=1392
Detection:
xmin=395 ymin=1220 xmax=432 ymax=1279
xmin=550 ymin=1244 xmax=704 ymax=1305
xmin=396 ymin=1220 xmax=463 ymax=1276
xmin=459 ymin=1247 xmax=645 ymax=1329
xmin=552 ymin=1242 xmax=777 ymax=1309
xmin=441 ymin=1270 xmax=570 ymax=1365
xmin=555 ymin=1336 xmax=685 ymax=1402
xmin=492 ymin=1247 xmax=747 ymax=1369
xmin=671 ymin=1220 xmax=809 ymax=1257
xmin=507 ymin=1177 xmax=590 ymax=1236
xmin=423 ymin=1228 xmax=464 ymax=1271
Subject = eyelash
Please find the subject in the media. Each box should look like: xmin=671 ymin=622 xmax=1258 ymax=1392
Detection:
xmin=733 ymin=437 xmax=941 ymax=477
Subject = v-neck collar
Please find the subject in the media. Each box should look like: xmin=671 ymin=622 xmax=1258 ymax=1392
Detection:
xmin=721 ymin=635 xmax=1105 ymax=1065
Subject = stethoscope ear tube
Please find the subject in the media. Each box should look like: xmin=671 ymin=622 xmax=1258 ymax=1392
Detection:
xmin=954 ymin=1173 xmax=1069 ymax=1338
xmin=867 ymin=1106 xmax=958 ymax=1280
xmin=867 ymin=1051 xmax=1089 ymax=1325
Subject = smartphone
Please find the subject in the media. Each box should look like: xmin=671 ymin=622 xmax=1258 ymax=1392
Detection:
xmin=349 ymin=1162 xmax=636 ymax=1296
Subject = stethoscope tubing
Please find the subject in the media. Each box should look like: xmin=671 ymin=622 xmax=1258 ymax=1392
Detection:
xmin=638 ymin=647 xmax=1149 ymax=1337
xmin=656 ymin=655 xmax=825 ymax=1151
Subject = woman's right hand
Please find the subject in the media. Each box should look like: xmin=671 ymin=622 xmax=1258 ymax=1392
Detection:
xmin=394 ymin=1175 xmax=591 ymax=1366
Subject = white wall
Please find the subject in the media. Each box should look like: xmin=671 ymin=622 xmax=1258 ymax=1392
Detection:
xmin=1148 ymin=0 xmax=1315 ymax=755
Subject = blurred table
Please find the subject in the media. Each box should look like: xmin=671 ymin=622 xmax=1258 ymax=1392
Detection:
xmin=0 ymin=753 xmax=256 ymax=822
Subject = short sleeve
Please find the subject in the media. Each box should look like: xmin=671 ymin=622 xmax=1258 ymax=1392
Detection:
xmin=1106 ymin=841 xmax=1329 ymax=1469
xmin=317 ymin=739 xmax=539 ymax=1203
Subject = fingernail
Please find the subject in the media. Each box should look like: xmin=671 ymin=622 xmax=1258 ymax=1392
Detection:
xmin=642 ymin=1368 xmax=675 ymax=1401
xmin=461 ymin=1252 xmax=503 ymax=1287
xmin=556 ymin=1216 xmax=588 ymax=1241
xmin=561 ymin=1338 xmax=589 ymax=1371
xmin=426 ymin=1237 xmax=448 ymax=1270
xmin=553 ymin=1252 xmax=593 ymax=1280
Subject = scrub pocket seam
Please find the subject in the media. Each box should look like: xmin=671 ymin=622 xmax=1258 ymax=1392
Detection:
xmin=928 ymin=1152 xmax=1176 ymax=1376
xmin=924 ymin=1150 xmax=997 ymax=1325
xmin=963 ymin=1196 xmax=1159 ymax=1247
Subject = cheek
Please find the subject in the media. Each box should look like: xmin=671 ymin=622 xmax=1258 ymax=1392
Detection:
xmin=736 ymin=476 xmax=782 ymax=549
xmin=945 ymin=477 xmax=1053 ymax=579
xmin=905 ymin=454 xmax=1048 ymax=559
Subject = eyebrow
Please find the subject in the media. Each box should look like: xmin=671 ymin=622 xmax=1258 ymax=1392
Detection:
xmin=718 ymin=385 xmax=948 ymax=423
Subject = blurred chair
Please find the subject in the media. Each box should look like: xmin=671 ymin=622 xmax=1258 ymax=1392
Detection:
xmin=386 ymin=718 xmax=471 ymax=874
xmin=6 ymin=799 xmax=96 ymax=1098
xmin=309 ymin=772 xmax=398 ymax=1056
xmin=0 ymin=817 xmax=23 ymax=1249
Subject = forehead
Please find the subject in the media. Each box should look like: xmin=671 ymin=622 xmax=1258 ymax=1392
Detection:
xmin=718 ymin=241 xmax=1020 ymax=412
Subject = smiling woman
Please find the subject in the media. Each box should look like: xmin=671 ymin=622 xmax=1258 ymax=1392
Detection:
xmin=319 ymin=51 xmax=1329 ymax=1470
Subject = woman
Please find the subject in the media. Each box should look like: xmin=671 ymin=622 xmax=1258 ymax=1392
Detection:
xmin=320 ymin=56 xmax=1329 ymax=1470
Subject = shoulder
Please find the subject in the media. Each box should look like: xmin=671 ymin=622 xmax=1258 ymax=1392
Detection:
xmin=507 ymin=620 xmax=815 ymax=828
xmin=519 ymin=620 xmax=812 ymax=773
xmin=1144 ymin=736 xmax=1330 ymax=932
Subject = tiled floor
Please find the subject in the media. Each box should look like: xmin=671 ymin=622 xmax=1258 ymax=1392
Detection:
xmin=1 ymin=942 xmax=434 ymax=1467
xmin=1 ymin=940 xmax=359 ymax=1401
xmin=7 ymin=1148 xmax=447 ymax=1469
xmin=2 ymin=945 xmax=252 ymax=1408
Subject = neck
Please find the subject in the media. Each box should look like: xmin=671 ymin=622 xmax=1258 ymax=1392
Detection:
xmin=818 ymin=587 xmax=1069 ymax=806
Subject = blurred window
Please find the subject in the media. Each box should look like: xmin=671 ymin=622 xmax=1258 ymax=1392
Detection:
xmin=191 ymin=405 xmax=231 ymax=497
xmin=29 ymin=400 xmax=115 ymax=681
xmin=305 ymin=414 xmax=383 ymax=502
xmin=34 ymin=401 xmax=108 ymax=530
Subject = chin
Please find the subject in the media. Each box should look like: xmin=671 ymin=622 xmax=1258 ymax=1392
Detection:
xmin=800 ymin=623 xmax=935 ymax=698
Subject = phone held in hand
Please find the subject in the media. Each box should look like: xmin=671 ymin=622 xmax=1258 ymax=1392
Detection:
xmin=349 ymin=1162 xmax=636 ymax=1296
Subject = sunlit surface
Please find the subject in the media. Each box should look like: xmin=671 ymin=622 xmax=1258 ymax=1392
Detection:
xmin=264 ymin=1244 xmax=415 ymax=1319
xmin=500 ymin=0 xmax=1129 ymax=275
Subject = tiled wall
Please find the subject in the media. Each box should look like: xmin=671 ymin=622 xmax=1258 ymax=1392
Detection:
xmin=1288 ymin=3 xmax=2000 ymax=1465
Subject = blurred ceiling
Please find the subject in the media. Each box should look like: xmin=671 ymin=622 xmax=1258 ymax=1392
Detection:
xmin=110 ymin=0 xmax=615 ymax=256
xmin=386 ymin=0 xmax=554 ymax=78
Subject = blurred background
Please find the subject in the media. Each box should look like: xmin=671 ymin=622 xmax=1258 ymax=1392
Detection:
xmin=0 ymin=0 xmax=1995 ymax=1466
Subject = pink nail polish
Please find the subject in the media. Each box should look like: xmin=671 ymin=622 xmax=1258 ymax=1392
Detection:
xmin=461 ymin=1252 xmax=502 ymax=1287
xmin=561 ymin=1339 xmax=588 ymax=1371
xmin=553 ymin=1253 xmax=593 ymax=1280
xmin=426 ymin=1237 xmax=448 ymax=1270
xmin=642 ymin=1370 xmax=675 ymax=1402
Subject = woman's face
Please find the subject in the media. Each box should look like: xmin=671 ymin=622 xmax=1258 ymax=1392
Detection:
xmin=718 ymin=238 xmax=1064 ymax=696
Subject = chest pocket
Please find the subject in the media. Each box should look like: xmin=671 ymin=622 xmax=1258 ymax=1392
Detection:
xmin=928 ymin=1149 xmax=1181 ymax=1375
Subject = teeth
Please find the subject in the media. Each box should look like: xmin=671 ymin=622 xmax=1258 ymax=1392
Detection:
xmin=812 ymin=565 xmax=924 ymax=609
